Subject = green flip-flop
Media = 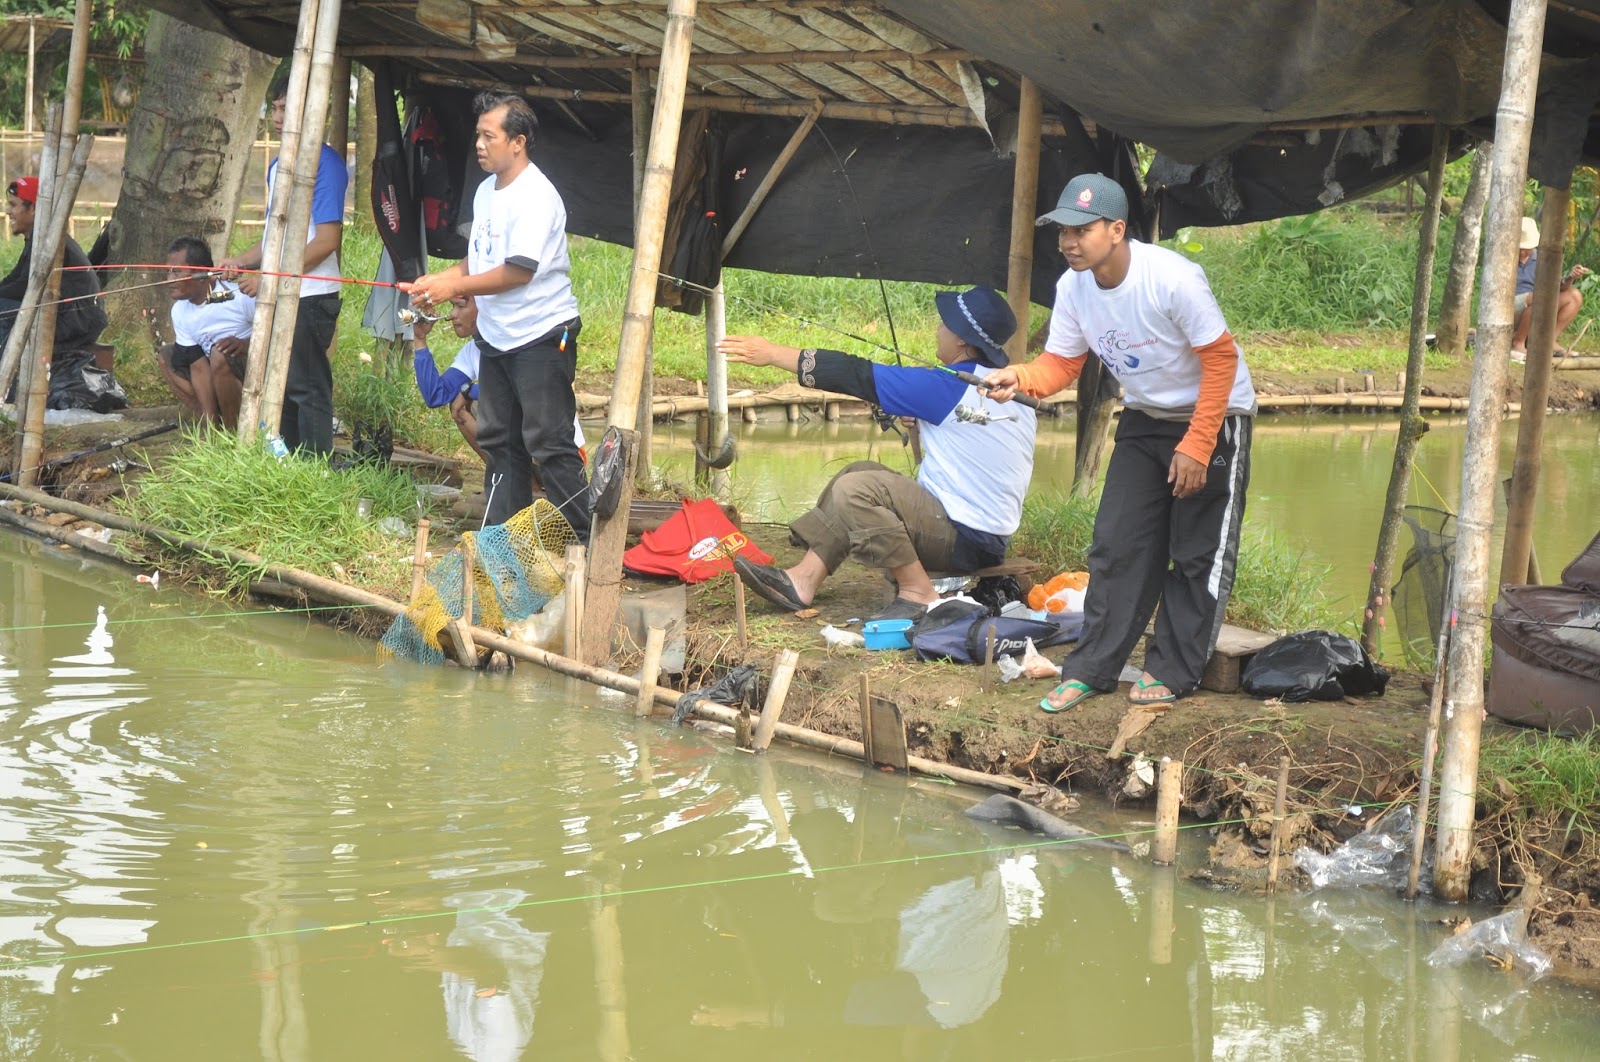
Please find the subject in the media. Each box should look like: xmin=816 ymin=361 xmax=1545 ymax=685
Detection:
xmin=1129 ymin=676 xmax=1178 ymax=705
xmin=1040 ymin=679 xmax=1100 ymax=714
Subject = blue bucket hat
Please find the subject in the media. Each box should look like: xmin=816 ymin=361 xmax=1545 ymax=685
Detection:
xmin=934 ymin=284 xmax=1016 ymax=368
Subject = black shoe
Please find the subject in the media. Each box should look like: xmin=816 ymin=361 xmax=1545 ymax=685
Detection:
xmin=867 ymin=597 xmax=930 ymax=623
xmin=733 ymin=554 xmax=806 ymax=612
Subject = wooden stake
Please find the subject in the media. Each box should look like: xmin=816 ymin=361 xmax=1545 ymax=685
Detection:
xmin=257 ymin=0 xmax=345 ymax=440
xmin=1152 ymin=756 xmax=1183 ymax=865
xmin=237 ymin=0 xmax=320 ymax=440
xmin=1360 ymin=124 xmax=1448 ymax=657
xmin=732 ymin=572 xmax=748 ymax=651
xmin=1148 ymin=866 xmax=1175 ymax=965
xmin=583 ymin=0 xmax=698 ymax=662
xmin=1501 ymin=182 xmax=1571 ymax=587
xmin=1435 ymin=0 xmax=1548 ymax=904
xmin=635 ymin=625 xmax=666 ymax=717
xmin=980 ymin=622 xmax=996 ymax=693
xmin=445 ymin=535 xmax=480 ymax=667
xmin=408 ymin=518 xmax=430 ymax=605
xmin=564 ymin=544 xmax=587 ymax=660
xmin=858 ymin=671 xmax=873 ymax=758
xmin=752 ymin=649 xmax=798 ymax=752
xmin=1004 ymin=77 xmax=1041 ymax=363
xmin=1267 ymin=755 xmax=1291 ymax=893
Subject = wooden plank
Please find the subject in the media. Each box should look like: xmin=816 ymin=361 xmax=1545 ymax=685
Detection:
xmin=866 ymin=695 xmax=908 ymax=773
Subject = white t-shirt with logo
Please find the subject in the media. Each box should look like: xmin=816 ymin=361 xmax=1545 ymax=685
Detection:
xmin=171 ymin=283 xmax=255 ymax=353
xmin=467 ymin=163 xmax=579 ymax=351
xmin=1046 ymin=240 xmax=1255 ymax=417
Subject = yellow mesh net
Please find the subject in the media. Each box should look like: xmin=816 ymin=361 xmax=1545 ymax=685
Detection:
xmin=380 ymin=499 xmax=577 ymax=664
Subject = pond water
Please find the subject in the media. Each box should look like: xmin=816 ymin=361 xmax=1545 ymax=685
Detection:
xmin=0 ymin=534 xmax=1597 ymax=1059
xmin=646 ymin=409 xmax=1600 ymax=623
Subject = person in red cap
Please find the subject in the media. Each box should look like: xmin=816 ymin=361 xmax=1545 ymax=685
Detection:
xmin=986 ymin=173 xmax=1255 ymax=712
xmin=0 ymin=175 xmax=109 ymax=358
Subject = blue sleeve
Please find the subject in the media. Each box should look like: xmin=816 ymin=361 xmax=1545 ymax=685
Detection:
xmin=413 ymin=348 xmax=472 ymax=408
xmin=870 ymin=363 xmax=968 ymax=423
xmin=311 ymin=144 xmax=348 ymax=226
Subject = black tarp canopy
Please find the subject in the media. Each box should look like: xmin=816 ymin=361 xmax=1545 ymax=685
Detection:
xmin=145 ymin=0 xmax=1600 ymax=295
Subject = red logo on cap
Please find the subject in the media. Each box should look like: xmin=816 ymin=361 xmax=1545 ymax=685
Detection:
xmin=1077 ymin=188 xmax=1094 ymax=206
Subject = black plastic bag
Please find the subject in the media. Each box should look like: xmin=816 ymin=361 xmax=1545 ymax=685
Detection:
xmin=672 ymin=662 xmax=759 ymax=724
xmin=1242 ymin=630 xmax=1390 ymax=702
xmin=47 ymin=348 xmax=127 ymax=413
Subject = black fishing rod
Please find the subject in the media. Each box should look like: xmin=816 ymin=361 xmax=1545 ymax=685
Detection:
xmin=0 ymin=421 xmax=179 ymax=483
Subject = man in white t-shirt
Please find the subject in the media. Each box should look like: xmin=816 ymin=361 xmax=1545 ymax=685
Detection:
xmin=161 ymin=235 xmax=255 ymax=428
xmin=219 ymin=75 xmax=348 ymax=455
xmin=987 ymin=173 xmax=1256 ymax=712
xmin=406 ymin=92 xmax=588 ymax=539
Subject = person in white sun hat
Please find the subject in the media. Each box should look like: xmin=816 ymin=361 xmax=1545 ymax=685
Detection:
xmin=1511 ymin=215 xmax=1588 ymax=362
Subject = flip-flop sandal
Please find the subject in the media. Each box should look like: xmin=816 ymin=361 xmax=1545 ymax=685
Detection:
xmin=732 ymin=554 xmax=806 ymax=613
xmin=1040 ymin=679 xmax=1100 ymax=714
xmin=1129 ymin=677 xmax=1178 ymax=705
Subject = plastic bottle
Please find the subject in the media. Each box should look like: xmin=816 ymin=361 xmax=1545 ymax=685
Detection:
xmin=266 ymin=434 xmax=289 ymax=461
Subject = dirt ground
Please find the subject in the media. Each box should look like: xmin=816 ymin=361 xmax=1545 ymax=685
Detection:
xmin=5 ymin=371 xmax=1599 ymax=979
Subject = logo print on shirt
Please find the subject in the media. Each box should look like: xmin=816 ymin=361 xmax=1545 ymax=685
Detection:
xmin=1096 ymin=329 xmax=1141 ymax=372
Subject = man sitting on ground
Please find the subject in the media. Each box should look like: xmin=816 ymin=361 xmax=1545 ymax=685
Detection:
xmin=0 ymin=175 xmax=108 ymax=356
xmin=411 ymin=294 xmax=586 ymax=473
xmin=716 ymin=285 xmax=1036 ymax=622
xmin=161 ymin=235 xmax=253 ymax=428
xmin=1512 ymin=216 xmax=1589 ymax=361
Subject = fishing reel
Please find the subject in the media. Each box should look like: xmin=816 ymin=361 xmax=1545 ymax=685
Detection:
xmin=204 ymin=287 xmax=237 ymax=305
xmin=953 ymin=404 xmax=1017 ymax=426
xmin=396 ymin=306 xmax=452 ymax=326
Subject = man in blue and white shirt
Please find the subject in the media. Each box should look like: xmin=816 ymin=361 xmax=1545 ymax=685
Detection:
xmin=718 ymin=285 xmax=1035 ymax=622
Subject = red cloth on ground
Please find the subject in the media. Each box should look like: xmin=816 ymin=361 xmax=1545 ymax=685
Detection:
xmin=622 ymin=498 xmax=772 ymax=583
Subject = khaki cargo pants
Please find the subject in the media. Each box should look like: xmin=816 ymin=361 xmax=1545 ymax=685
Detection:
xmin=788 ymin=460 xmax=959 ymax=574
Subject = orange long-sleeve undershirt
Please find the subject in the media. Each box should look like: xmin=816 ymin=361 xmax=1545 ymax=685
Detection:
xmin=1012 ymin=331 xmax=1240 ymax=465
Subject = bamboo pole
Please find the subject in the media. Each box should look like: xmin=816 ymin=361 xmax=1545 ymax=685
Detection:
xmin=1361 ymin=125 xmax=1448 ymax=656
xmin=701 ymin=282 xmax=731 ymax=498
xmin=1408 ymin=604 xmax=1455 ymax=900
xmin=24 ymin=20 xmax=34 ymax=136
xmin=16 ymin=135 xmax=94 ymax=488
xmin=563 ymin=544 xmax=587 ymax=660
xmin=1004 ymin=78 xmax=1041 ymax=363
xmin=732 ymin=571 xmax=748 ymax=650
xmin=408 ymin=518 xmax=430 ymax=605
xmin=1436 ymin=144 xmax=1494 ymax=359
xmin=631 ymin=61 xmax=655 ymax=490
xmin=0 ymin=480 xmax=1026 ymax=793
xmin=1 ymin=102 xmax=60 ymax=432
xmin=720 ymin=98 xmax=823 ymax=258
xmin=348 ymin=44 xmax=976 ymax=69
xmin=857 ymin=671 xmax=873 ymax=758
xmin=258 ymin=0 xmax=344 ymax=442
xmin=752 ymin=649 xmax=797 ymax=752
xmin=1148 ymin=866 xmax=1175 ymax=965
xmin=325 ymin=55 xmax=351 ymax=156
xmin=1267 ymin=755 xmax=1291 ymax=893
xmin=582 ymin=0 xmax=698 ymax=664
xmin=1500 ymin=184 xmax=1572 ymax=587
xmin=1434 ymin=0 xmax=1548 ymax=904
xmin=1152 ymin=757 xmax=1182 ymax=865
xmin=238 ymin=0 xmax=320 ymax=441
xmin=635 ymin=625 xmax=666 ymax=717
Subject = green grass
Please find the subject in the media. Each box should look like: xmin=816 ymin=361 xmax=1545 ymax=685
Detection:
xmin=119 ymin=430 xmax=431 ymax=594
xmin=1479 ymin=729 xmax=1600 ymax=839
xmin=1012 ymin=488 xmax=1340 ymax=634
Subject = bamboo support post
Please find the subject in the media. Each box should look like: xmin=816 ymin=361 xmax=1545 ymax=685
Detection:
xmin=635 ymin=625 xmax=666 ymax=717
xmin=564 ymin=544 xmax=587 ymax=660
xmin=1267 ymin=755 xmax=1291 ymax=893
xmin=0 ymin=481 xmax=1030 ymax=795
xmin=258 ymin=0 xmax=344 ymax=440
xmin=1408 ymin=605 xmax=1455 ymax=899
xmin=583 ymin=0 xmax=698 ymax=662
xmin=1501 ymin=183 xmax=1571 ymax=587
xmin=1004 ymin=77 xmax=1041 ymax=363
xmin=1152 ymin=757 xmax=1183 ymax=865
xmin=1148 ymin=866 xmax=1175 ymax=965
xmin=732 ymin=571 xmax=748 ymax=651
xmin=752 ymin=649 xmax=797 ymax=752
xmin=720 ymin=97 xmax=823 ymax=258
xmin=702 ymin=281 xmax=731 ymax=498
xmin=1361 ymin=124 xmax=1447 ymax=656
xmin=5 ymin=102 xmax=61 ymax=458
xmin=326 ymin=55 xmax=351 ymax=153
xmin=16 ymin=131 xmax=93 ymax=488
xmin=408 ymin=518 xmax=430 ymax=605
xmin=238 ymin=0 xmax=320 ymax=440
xmin=631 ymin=61 xmax=655 ymax=489
xmin=1435 ymin=0 xmax=1548 ymax=904
xmin=580 ymin=428 xmax=638 ymax=664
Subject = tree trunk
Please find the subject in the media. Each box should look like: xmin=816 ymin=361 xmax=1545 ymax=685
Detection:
xmin=352 ymin=63 xmax=376 ymax=233
xmin=103 ymin=13 xmax=274 ymax=349
xmin=1434 ymin=143 xmax=1494 ymax=359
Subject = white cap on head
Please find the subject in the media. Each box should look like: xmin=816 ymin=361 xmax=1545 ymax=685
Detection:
xmin=1520 ymin=216 xmax=1540 ymax=251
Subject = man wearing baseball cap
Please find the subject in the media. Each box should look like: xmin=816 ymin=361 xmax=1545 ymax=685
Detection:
xmin=0 ymin=175 xmax=109 ymax=358
xmin=1510 ymin=215 xmax=1588 ymax=362
xmin=716 ymin=284 xmax=1036 ymax=622
xmin=986 ymin=173 xmax=1256 ymax=711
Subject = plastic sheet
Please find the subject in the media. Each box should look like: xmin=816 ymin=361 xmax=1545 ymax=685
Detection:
xmin=1426 ymin=909 xmax=1553 ymax=981
xmin=1294 ymin=805 xmax=1416 ymax=889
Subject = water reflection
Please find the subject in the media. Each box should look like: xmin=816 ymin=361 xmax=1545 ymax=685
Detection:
xmin=0 ymin=538 xmax=1592 ymax=1059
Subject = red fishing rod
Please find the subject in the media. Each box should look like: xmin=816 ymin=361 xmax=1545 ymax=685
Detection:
xmin=57 ymin=261 xmax=410 ymax=292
